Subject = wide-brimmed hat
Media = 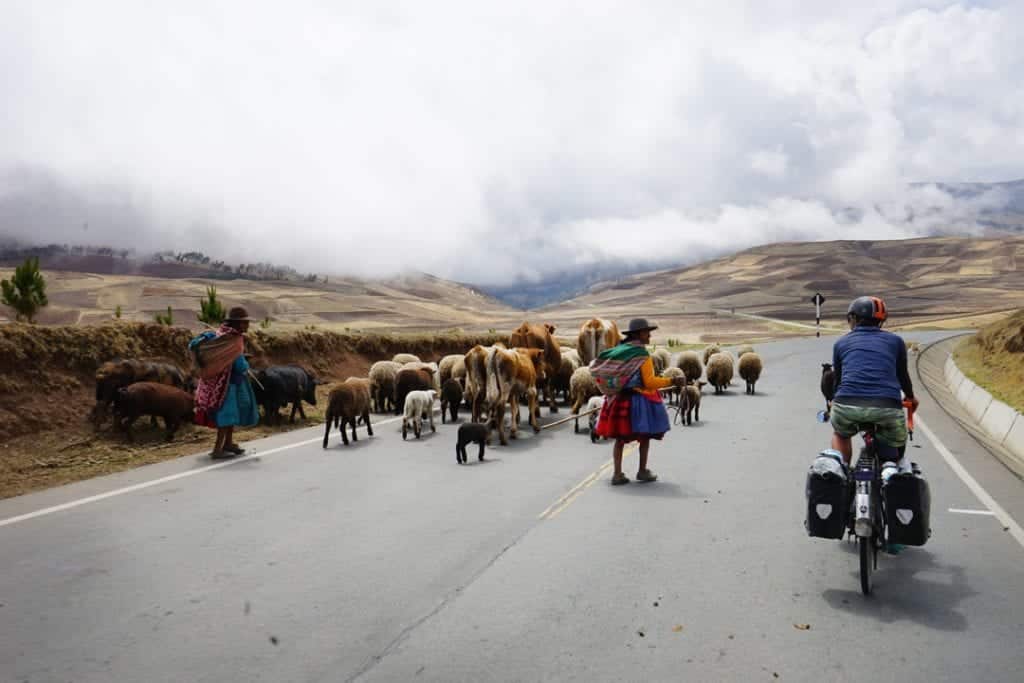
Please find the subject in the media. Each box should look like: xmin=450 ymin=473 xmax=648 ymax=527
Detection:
xmin=622 ymin=318 xmax=658 ymax=338
xmin=225 ymin=306 xmax=253 ymax=322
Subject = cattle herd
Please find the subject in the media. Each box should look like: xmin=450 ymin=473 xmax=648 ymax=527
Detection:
xmin=90 ymin=318 xmax=765 ymax=462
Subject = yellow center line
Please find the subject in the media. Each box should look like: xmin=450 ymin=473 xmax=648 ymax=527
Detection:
xmin=538 ymin=443 xmax=639 ymax=520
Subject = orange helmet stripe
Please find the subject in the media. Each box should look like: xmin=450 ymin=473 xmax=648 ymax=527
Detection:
xmin=870 ymin=297 xmax=887 ymax=320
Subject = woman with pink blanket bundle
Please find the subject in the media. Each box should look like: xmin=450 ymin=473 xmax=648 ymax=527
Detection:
xmin=190 ymin=306 xmax=259 ymax=458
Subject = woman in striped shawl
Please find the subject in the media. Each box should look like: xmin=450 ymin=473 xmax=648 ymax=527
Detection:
xmin=594 ymin=319 xmax=685 ymax=485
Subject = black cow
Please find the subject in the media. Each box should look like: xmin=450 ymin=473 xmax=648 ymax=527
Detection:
xmin=253 ymin=365 xmax=319 ymax=425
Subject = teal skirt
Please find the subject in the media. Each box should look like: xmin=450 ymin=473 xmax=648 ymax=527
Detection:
xmin=213 ymin=380 xmax=259 ymax=428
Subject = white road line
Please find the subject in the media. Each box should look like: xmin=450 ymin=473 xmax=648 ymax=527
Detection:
xmin=0 ymin=415 xmax=406 ymax=529
xmin=916 ymin=415 xmax=1024 ymax=549
xmin=948 ymin=508 xmax=996 ymax=516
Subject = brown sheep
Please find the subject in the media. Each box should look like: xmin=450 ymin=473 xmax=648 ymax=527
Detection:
xmin=438 ymin=354 xmax=466 ymax=388
xmin=680 ymin=380 xmax=706 ymax=425
xmin=651 ymin=348 xmax=672 ymax=375
xmin=737 ymin=345 xmax=755 ymax=358
xmin=393 ymin=367 xmax=434 ymax=416
xmin=552 ymin=353 xmax=578 ymax=405
xmin=738 ymin=352 xmax=763 ymax=395
xmin=113 ymin=382 xmax=194 ymax=442
xmin=702 ymin=345 xmax=722 ymax=366
xmin=661 ymin=367 xmax=685 ymax=406
xmin=323 ymin=378 xmax=373 ymax=447
xmin=441 ymin=378 xmax=464 ymax=423
xmin=675 ymin=350 xmax=703 ymax=383
xmin=706 ymin=352 xmax=734 ymax=395
xmin=93 ymin=359 xmax=191 ymax=428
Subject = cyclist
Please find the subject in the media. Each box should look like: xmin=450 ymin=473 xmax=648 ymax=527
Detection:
xmin=829 ymin=296 xmax=919 ymax=468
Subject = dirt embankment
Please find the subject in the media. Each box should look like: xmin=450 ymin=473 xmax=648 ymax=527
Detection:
xmin=954 ymin=308 xmax=1024 ymax=413
xmin=0 ymin=322 xmax=505 ymax=499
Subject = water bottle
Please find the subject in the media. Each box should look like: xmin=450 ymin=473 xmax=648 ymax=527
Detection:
xmin=880 ymin=461 xmax=898 ymax=486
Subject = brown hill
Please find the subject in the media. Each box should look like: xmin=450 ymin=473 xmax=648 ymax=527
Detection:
xmin=541 ymin=236 xmax=1024 ymax=339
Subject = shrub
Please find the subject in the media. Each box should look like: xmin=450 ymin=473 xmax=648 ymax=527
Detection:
xmin=1 ymin=257 xmax=48 ymax=323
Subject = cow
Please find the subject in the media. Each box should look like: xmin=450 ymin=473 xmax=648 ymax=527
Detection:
xmin=252 ymin=365 xmax=319 ymax=425
xmin=486 ymin=346 xmax=545 ymax=446
xmin=577 ymin=318 xmax=620 ymax=366
xmin=509 ymin=322 xmax=561 ymax=415
xmin=93 ymin=359 xmax=191 ymax=429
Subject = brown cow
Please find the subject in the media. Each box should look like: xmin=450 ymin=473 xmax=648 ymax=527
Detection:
xmin=509 ymin=322 xmax=561 ymax=415
xmin=464 ymin=344 xmax=503 ymax=423
xmin=486 ymin=346 xmax=544 ymax=446
xmin=577 ymin=318 xmax=620 ymax=366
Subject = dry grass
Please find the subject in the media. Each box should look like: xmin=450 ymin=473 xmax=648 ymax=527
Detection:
xmin=954 ymin=309 xmax=1024 ymax=413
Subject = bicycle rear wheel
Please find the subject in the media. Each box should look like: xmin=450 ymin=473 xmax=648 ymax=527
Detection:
xmin=859 ymin=536 xmax=874 ymax=595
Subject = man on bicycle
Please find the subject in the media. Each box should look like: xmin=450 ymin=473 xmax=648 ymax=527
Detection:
xmin=830 ymin=296 xmax=919 ymax=468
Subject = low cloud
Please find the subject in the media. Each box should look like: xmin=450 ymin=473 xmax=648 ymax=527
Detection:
xmin=1 ymin=2 xmax=1022 ymax=285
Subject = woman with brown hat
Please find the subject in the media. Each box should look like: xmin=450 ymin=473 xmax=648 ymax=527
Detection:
xmin=190 ymin=306 xmax=260 ymax=458
xmin=593 ymin=318 xmax=685 ymax=485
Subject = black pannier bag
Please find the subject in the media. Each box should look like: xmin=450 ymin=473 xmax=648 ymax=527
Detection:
xmin=805 ymin=452 xmax=850 ymax=539
xmin=883 ymin=473 xmax=931 ymax=546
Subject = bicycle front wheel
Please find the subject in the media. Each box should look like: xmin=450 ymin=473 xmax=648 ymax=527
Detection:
xmin=859 ymin=536 xmax=874 ymax=596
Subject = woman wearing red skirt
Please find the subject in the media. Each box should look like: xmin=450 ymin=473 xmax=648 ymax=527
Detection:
xmin=594 ymin=319 xmax=685 ymax=485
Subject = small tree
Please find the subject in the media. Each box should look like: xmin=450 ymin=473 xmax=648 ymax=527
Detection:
xmin=260 ymin=316 xmax=272 ymax=329
xmin=115 ymin=305 xmax=122 ymax=319
xmin=197 ymin=285 xmax=225 ymax=326
xmin=1 ymin=257 xmax=48 ymax=323
xmin=155 ymin=306 xmax=173 ymax=326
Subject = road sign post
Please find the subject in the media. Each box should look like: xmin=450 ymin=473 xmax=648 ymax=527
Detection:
xmin=811 ymin=292 xmax=826 ymax=337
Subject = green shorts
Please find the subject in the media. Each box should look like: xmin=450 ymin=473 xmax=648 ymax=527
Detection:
xmin=830 ymin=402 xmax=908 ymax=448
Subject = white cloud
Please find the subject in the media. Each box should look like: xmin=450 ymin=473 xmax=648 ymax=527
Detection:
xmin=0 ymin=1 xmax=1022 ymax=285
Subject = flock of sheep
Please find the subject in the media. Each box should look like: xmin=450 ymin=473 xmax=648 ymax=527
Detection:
xmin=322 ymin=318 xmax=765 ymax=461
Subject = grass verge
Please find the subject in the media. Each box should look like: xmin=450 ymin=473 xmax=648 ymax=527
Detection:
xmin=953 ymin=309 xmax=1024 ymax=414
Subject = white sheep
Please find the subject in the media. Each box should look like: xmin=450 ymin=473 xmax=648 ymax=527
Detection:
xmin=368 ymin=360 xmax=403 ymax=413
xmin=736 ymin=345 xmax=755 ymax=358
xmin=570 ymin=366 xmax=600 ymax=430
xmin=402 ymin=389 xmax=436 ymax=440
xmin=651 ymin=348 xmax=672 ymax=375
xmin=562 ymin=349 xmax=582 ymax=367
xmin=392 ymin=353 xmax=422 ymax=365
xmin=438 ymin=354 xmax=466 ymax=388
xmin=586 ymin=395 xmax=605 ymax=442
xmin=706 ymin=352 xmax=734 ymax=395
xmin=660 ymin=366 xmax=685 ymax=405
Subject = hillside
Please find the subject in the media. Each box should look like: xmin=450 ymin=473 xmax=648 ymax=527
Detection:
xmin=543 ymin=236 xmax=1024 ymax=337
xmin=0 ymin=254 xmax=521 ymax=332
xmin=954 ymin=309 xmax=1024 ymax=413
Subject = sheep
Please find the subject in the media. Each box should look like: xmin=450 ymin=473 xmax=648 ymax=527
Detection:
xmin=680 ymin=380 xmax=706 ymax=425
xmin=392 ymin=353 xmax=421 ymax=365
xmin=820 ymin=363 xmax=835 ymax=417
xmin=394 ymin=367 xmax=435 ymax=416
xmin=660 ymin=367 xmax=685 ymax=406
xmin=552 ymin=353 xmax=579 ymax=405
xmin=702 ymin=345 xmax=722 ymax=366
xmin=438 ymin=354 xmax=466 ymax=388
xmin=651 ymin=348 xmax=672 ymax=375
xmin=737 ymin=345 xmax=755 ymax=358
xmin=368 ymin=361 xmax=401 ymax=413
xmin=456 ymin=422 xmax=490 ymax=464
xmin=440 ymin=378 xmax=463 ymax=423
xmin=402 ymin=389 xmax=436 ymax=440
xmin=586 ymin=395 xmax=605 ymax=443
xmin=323 ymin=377 xmax=373 ymax=447
xmin=570 ymin=366 xmax=601 ymax=431
xmin=675 ymin=350 xmax=703 ymax=384
xmin=705 ymin=352 xmax=734 ymax=395
xmin=562 ymin=349 xmax=582 ymax=367
xmin=738 ymin=352 xmax=763 ymax=395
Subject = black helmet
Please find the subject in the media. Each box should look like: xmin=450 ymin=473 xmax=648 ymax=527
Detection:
xmin=847 ymin=296 xmax=888 ymax=324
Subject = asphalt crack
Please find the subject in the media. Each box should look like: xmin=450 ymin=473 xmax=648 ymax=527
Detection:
xmin=345 ymin=526 xmax=533 ymax=682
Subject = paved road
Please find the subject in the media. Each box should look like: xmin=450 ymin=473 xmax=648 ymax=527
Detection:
xmin=2 ymin=333 xmax=1023 ymax=682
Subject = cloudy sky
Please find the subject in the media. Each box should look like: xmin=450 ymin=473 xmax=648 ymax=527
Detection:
xmin=1 ymin=1 xmax=1023 ymax=284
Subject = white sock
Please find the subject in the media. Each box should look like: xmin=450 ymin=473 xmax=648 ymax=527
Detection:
xmin=898 ymin=456 xmax=913 ymax=473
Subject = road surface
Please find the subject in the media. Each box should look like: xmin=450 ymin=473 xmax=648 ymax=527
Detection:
xmin=2 ymin=333 xmax=1022 ymax=682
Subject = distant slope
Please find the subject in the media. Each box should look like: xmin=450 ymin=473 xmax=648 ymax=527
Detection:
xmin=546 ymin=236 xmax=1024 ymax=329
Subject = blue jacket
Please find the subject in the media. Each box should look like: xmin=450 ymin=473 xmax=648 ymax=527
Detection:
xmin=832 ymin=327 xmax=914 ymax=407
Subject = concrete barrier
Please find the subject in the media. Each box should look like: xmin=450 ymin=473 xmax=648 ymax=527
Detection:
xmin=1005 ymin=416 xmax=1024 ymax=462
xmin=956 ymin=377 xmax=976 ymax=406
xmin=965 ymin=385 xmax=994 ymax=423
xmin=981 ymin=401 xmax=1018 ymax=442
